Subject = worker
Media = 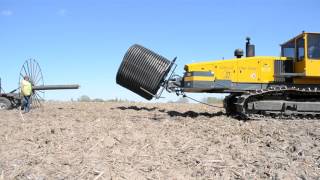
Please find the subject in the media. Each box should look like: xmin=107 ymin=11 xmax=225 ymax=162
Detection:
xmin=20 ymin=76 xmax=32 ymax=113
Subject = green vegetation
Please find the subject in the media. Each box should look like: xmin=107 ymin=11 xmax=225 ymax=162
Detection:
xmin=92 ymin=98 xmax=104 ymax=102
xmin=77 ymin=95 xmax=91 ymax=102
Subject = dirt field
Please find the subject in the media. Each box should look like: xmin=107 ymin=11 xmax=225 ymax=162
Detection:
xmin=0 ymin=102 xmax=319 ymax=179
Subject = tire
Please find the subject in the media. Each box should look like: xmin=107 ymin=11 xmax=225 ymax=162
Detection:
xmin=0 ymin=97 xmax=12 ymax=110
xmin=116 ymin=44 xmax=172 ymax=100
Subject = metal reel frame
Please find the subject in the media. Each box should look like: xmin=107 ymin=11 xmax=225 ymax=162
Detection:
xmin=19 ymin=59 xmax=44 ymax=109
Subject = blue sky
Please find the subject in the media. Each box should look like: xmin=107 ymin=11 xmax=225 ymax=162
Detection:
xmin=0 ymin=0 xmax=319 ymax=102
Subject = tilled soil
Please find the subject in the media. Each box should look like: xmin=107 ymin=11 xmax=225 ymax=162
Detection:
xmin=0 ymin=102 xmax=319 ymax=179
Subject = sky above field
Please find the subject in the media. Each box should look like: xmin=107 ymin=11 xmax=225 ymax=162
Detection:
xmin=1 ymin=0 xmax=320 ymax=102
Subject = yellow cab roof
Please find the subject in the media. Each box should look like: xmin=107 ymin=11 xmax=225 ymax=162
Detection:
xmin=281 ymin=32 xmax=320 ymax=46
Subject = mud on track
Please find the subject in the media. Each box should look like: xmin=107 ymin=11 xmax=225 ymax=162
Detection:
xmin=0 ymin=102 xmax=319 ymax=179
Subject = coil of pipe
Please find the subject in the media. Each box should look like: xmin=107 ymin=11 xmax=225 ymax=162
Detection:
xmin=116 ymin=44 xmax=171 ymax=100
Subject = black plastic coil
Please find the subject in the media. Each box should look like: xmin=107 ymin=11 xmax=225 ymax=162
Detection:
xmin=116 ymin=44 xmax=171 ymax=100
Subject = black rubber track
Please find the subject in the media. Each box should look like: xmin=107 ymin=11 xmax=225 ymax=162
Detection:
xmin=116 ymin=44 xmax=171 ymax=100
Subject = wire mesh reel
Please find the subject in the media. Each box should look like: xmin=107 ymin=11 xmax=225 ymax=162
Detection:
xmin=19 ymin=59 xmax=44 ymax=109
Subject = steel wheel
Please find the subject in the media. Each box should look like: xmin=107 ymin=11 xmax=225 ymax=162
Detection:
xmin=19 ymin=59 xmax=44 ymax=109
xmin=0 ymin=97 xmax=11 ymax=110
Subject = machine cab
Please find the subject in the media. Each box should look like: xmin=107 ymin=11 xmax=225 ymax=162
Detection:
xmin=281 ymin=32 xmax=320 ymax=77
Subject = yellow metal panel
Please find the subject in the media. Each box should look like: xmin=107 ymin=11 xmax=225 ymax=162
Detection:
xmin=260 ymin=58 xmax=275 ymax=83
xmin=295 ymin=60 xmax=305 ymax=73
xmin=185 ymin=56 xmax=287 ymax=84
xmin=212 ymin=59 xmax=237 ymax=81
xmin=184 ymin=76 xmax=215 ymax=81
xmin=306 ymin=60 xmax=320 ymax=77
xmin=237 ymin=58 xmax=260 ymax=83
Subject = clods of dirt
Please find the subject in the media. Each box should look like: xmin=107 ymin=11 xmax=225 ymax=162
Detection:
xmin=0 ymin=102 xmax=319 ymax=179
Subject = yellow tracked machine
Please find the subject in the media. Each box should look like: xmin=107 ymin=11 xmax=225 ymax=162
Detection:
xmin=116 ymin=32 xmax=320 ymax=119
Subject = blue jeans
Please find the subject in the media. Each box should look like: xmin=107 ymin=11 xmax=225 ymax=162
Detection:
xmin=22 ymin=96 xmax=31 ymax=112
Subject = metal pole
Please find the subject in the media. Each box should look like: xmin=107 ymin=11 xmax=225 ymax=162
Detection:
xmin=33 ymin=84 xmax=80 ymax=90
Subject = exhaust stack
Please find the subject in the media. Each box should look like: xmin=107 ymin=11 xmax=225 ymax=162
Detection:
xmin=246 ymin=37 xmax=255 ymax=57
